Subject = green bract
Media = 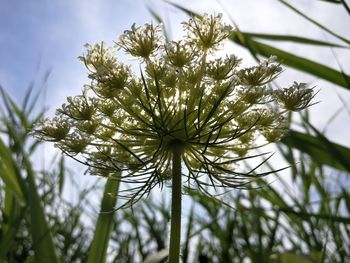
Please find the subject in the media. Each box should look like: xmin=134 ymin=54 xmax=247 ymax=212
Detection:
xmin=34 ymin=14 xmax=314 ymax=206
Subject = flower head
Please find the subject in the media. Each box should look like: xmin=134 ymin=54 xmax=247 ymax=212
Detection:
xmin=183 ymin=13 xmax=233 ymax=51
xmin=275 ymin=82 xmax=317 ymax=111
xmin=33 ymin=14 xmax=315 ymax=207
xmin=118 ymin=23 xmax=162 ymax=59
xmin=237 ymin=56 xmax=282 ymax=86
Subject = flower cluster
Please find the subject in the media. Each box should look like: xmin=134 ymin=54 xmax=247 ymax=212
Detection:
xmin=34 ymin=14 xmax=315 ymax=206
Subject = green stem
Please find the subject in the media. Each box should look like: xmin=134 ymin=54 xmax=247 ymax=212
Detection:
xmin=168 ymin=145 xmax=183 ymax=263
xmin=87 ymin=175 xmax=120 ymax=263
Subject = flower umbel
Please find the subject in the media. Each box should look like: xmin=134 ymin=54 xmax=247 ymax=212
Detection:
xmin=34 ymin=14 xmax=315 ymax=207
xmin=275 ymin=81 xmax=317 ymax=111
xmin=118 ymin=23 xmax=161 ymax=59
xmin=183 ymin=13 xmax=233 ymax=51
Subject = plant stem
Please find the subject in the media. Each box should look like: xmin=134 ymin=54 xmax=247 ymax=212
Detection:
xmin=87 ymin=175 xmax=120 ymax=263
xmin=168 ymin=145 xmax=183 ymax=263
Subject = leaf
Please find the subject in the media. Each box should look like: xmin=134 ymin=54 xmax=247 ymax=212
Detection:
xmin=341 ymin=0 xmax=350 ymax=15
xmin=318 ymin=0 xmax=341 ymax=3
xmin=307 ymin=121 xmax=350 ymax=171
xmin=23 ymin=154 xmax=59 ymax=263
xmin=87 ymin=175 xmax=120 ymax=263
xmin=1 ymin=87 xmax=28 ymax=131
xmin=163 ymin=0 xmax=197 ymax=16
xmin=253 ymin=180 xmax=289 ymax=209
xmin=0 ymin=188 xmax=23 ymax=260
xmin=146 ymin=5 xmax=171 ymax=41
xmin=58 ymin=154 xmax=65 ymax=196
xmin=0 ymin=138 xmax=25 ymax=201
xmin=280 ymin=130 xmax=350 ymax=172
xmin=22 ymin=83 xmax=34 ymax=113
xmin=182 ymin=205 xmax=195 ymax=263
xmin=278 ymin=208 xmax=350 ymax=224
xmin=146 ymin=5 xmax=162 ymax=24
xmin=237 ymin=32 xmax=349 ymax=48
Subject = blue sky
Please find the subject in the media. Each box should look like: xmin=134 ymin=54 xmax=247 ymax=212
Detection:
xmin=0 ymin=0 xmax=151 ymax=104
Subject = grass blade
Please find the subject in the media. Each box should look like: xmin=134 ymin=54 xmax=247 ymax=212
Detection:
xmin=23 ymin=154 xmax=59 ymax=263
xmin=0 ymin=138 xmax=25 ymax=201
xmin=182 ymin=205 xmax=195 ymax=263
xmin=58 ymin=154 xmax=65 ymax=196
xmin=280 ymin=130 xmax=350 ymax=172
xmin=87 ymin=175 xmax=120 ymax=263
xmin=0 ymin=188 xmax=23 ymax=260
xmin=318 ymin=0 xmax=341 ymax=3
xmin=341 ymin=0 xmax=350 ymax=15
xmin=279 ymin=0 xmax=350 ymax=45
xmin=279 ymin=208 xmax=350 ymax=224
xmin=237 ymin=32 xmax=349 ymax=48
xmin=163 ymin=0 xmax=196 ymax=16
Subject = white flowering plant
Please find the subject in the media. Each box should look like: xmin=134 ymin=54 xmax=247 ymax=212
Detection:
xmin=33 ymin=14 xmax=315 ymax=262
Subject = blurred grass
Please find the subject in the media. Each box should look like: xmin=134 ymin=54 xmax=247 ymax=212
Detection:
xmin=0 ymin=86 xmax=59 ymax=263
xmin=0 ymin=84 xmax=119 ymax=262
